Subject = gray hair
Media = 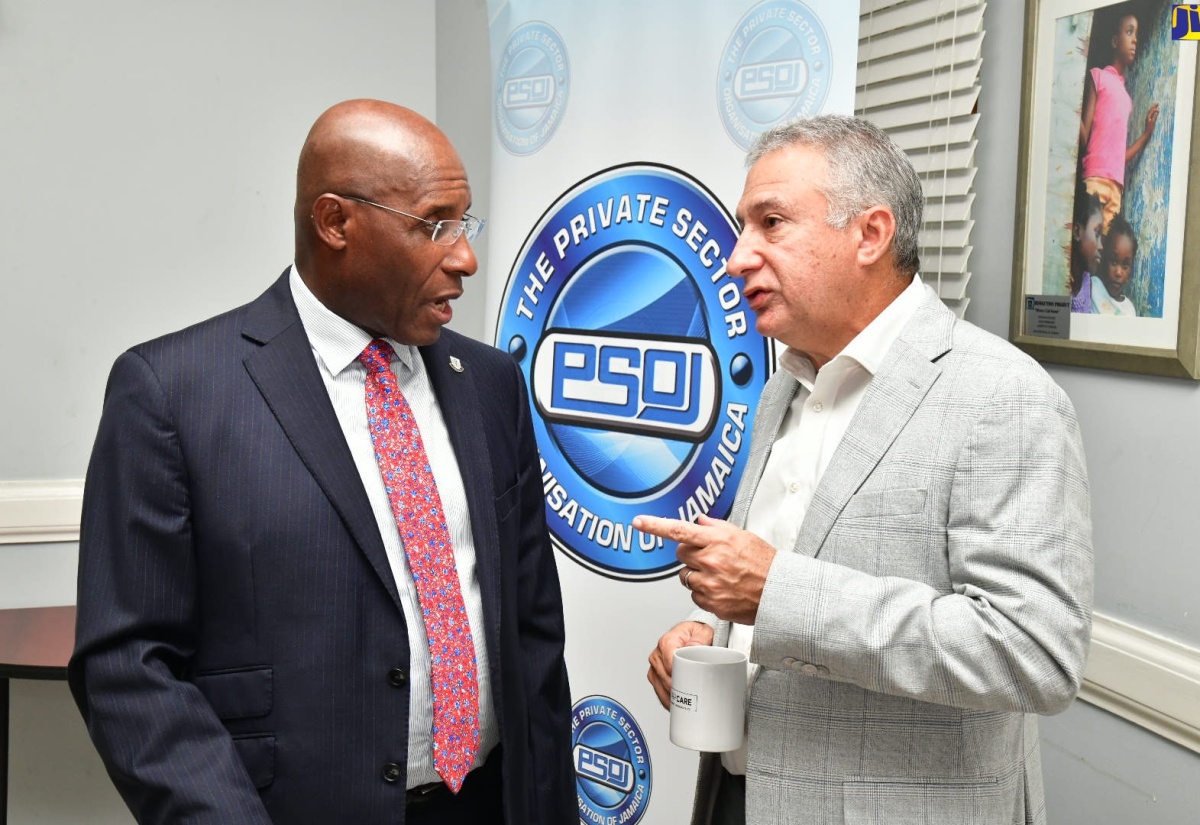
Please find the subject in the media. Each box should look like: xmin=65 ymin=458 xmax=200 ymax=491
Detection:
xmin=747 ymin=115 xmax=923 ymax=276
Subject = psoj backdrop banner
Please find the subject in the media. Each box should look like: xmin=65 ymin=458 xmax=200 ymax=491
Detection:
xmin=485 ymin=2 xmax=857 ymax=822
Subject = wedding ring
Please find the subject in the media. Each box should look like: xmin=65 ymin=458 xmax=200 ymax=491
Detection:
xmin=682 ymin=568 xmax=694 ymax=590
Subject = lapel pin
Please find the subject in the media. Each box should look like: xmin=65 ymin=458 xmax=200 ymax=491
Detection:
xmin=449 ymin=356 xmax=464 ymax=373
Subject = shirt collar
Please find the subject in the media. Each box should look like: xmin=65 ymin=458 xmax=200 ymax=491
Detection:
xmin=779 ymin=273 xmax=926 ymax=384
xmin=288 ymin=264 xmax=416 ymax=377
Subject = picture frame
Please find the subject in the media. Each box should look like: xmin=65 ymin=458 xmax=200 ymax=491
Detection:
xmin=1010 ymin=0 xmax=1200 ymax=379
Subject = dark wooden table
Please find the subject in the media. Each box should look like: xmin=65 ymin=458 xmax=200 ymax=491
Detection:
xmin=0 ymin=606 xmax=75 ymax=825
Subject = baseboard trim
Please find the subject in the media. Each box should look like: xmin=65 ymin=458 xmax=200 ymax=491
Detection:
xmin=1078 ymin=612 xmax=1200 ymax=755
xmin=0 ymin=480 xmax=84 ymax=544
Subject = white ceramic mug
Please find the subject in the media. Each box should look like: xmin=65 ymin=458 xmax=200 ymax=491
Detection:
xmin=669 ymin=646 xmax=747 ymax=752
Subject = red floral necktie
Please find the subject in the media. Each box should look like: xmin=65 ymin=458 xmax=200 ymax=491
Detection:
xmin=359 ymin=339 xmax=480 ymax=793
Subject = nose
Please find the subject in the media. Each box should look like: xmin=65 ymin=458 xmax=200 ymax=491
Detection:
xmin=447 ymin=233 xmax=478 ymax=277
xmin=726 ymin=232 xmax=758 ymax=279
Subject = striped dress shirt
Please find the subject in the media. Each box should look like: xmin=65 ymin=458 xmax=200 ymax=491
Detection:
xmin=289 ymin=266 xmax=498 ymax=788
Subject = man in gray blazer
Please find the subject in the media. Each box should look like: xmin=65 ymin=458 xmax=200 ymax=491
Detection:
xmin=638 ymin=115 xmax=1093 ymax=825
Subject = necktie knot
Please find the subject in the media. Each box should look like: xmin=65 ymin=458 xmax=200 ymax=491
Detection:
xmin=359 ymin=338 xmax=395 ymax=373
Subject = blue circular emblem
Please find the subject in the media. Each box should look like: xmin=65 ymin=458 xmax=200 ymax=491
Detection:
xmin=717 ymin=0 xmax=833 ymax=150
xmin=571 ymin=695 xmax=651 ymax=825
xmin=495 ymin=21 xmax=570 ymax=155
xmin=494 ymin=164 xmax=774 ymax=580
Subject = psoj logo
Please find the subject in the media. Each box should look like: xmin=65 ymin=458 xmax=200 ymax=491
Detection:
xmin=533 ymin=331 xmax=721 ymax=439
xmin=717 ymin=0 xmax=833 ymax=150
xmin=572 ymin=696 xmax=651 ymax=825
xmin=495 ymin=21 xmax=570 ymax=155
xmin=1172 ymin=5 xmax=1200 ymax=39
xmin=495 ymin=164 xmax=773 ymax=580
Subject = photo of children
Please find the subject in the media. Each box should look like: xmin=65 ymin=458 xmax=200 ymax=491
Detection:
xmin=1091 ymin=214 xmax=1141 ymax=314
xmin=1070 ymin=183 xmax=1105 ymax=312
xmin=1079 ymin=7 xmax=1160 ymax=233
xmin=1039 ymin=0 xmax=1182 ymax=322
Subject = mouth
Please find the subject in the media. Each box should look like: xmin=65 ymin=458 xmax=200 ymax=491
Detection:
xmin=743 ymin=285 xmax=770 ymax=312
xmin=431 ymin=292 xmax=461 ymax=321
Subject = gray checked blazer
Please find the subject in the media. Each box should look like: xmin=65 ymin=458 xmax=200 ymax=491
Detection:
xmin=690 ymin=286 xmax=1093 ymax=825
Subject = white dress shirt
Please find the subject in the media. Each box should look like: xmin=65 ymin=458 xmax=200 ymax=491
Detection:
xmin=722 ymin=274 xmax=927 ymax=775
xmin=289 ymin=267 xmax=498 ymax=787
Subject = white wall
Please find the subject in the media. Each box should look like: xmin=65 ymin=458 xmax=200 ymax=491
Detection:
xmin=0 ymin=2 xmax=436 ymax=822
xmin=435 ymin=0 xmax=493 ymax=347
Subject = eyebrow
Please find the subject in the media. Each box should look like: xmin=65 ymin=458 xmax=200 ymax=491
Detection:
xmin=736 ymin=195 xmax=790 ymax=226
xmin=422 ymin=201 xmax=475 ymax=220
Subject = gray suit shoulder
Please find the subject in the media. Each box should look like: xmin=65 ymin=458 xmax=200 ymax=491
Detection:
xmin=942 ymin=315 xmax=1074 ymax=406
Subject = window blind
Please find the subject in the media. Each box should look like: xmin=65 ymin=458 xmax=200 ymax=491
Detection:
xmin=857 ymin=0 xmax=985 ymax=316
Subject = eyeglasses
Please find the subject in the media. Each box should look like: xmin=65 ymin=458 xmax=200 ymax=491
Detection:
xmin=339 ymin=195 xmax=485 ymax=245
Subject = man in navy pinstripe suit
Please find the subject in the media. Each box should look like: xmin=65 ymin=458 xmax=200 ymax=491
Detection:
xmin=69 ymin=99 xmax=573 ymax=824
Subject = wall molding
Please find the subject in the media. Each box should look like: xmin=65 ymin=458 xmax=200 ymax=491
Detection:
xmin=0 ymin=480 xmax=84 ymax=544
xmin=1 ymin=480 xmax=1198 ymax=752
xmin=1079 ymin=612 xmax=1200 ymax=755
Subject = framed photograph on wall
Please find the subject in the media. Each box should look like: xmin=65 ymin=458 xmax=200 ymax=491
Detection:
xmin=1010 ymin=0 xmax=1200 ymax=379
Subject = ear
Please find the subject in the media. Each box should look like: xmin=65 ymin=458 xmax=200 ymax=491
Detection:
xmin=854 ymin=205 xmax=897 ymax=268
xmin=311 ymin=194 xmax=350 ymax=251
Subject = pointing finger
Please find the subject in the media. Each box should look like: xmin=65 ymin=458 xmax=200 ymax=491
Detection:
xmin=633 ymin=514 xmax=714 ymax=545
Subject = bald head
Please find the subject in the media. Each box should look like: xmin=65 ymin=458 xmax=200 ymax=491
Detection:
xmin=290 ymin=99 xmax=478 ymax=346
xmin=294 ymin=99 xmax=461 ymax=263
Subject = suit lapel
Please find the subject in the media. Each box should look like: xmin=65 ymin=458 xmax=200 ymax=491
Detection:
xmin=418 ymin=336 xmax=502 ymax=664
xmin=241 ymin=274 xmax=402 ymax=611
xmin=794 ymin=288 xmax=954 ymax=559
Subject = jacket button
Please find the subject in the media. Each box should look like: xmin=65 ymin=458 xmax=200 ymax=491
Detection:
xmin=388 ymin=668 xmax=407 ymax=687
xmin=382 ymin=762 xmax=402 ymax=783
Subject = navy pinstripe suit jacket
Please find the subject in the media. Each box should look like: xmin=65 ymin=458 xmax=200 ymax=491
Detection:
xmin=69 ymin=272 xmax=573 ymax=824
